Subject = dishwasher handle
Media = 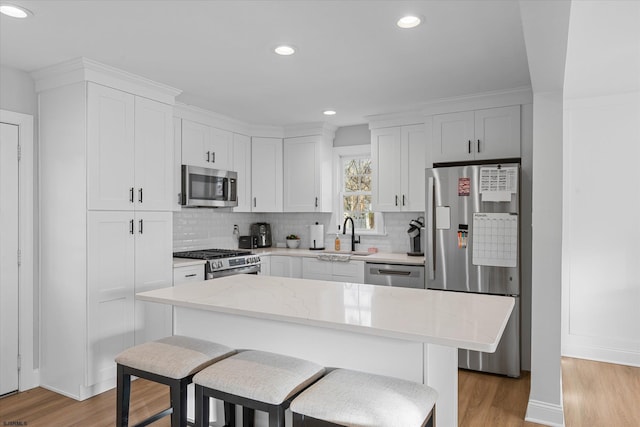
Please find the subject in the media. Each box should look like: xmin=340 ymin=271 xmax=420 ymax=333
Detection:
xmin=373 ymin=269 xmax=412 ymax=276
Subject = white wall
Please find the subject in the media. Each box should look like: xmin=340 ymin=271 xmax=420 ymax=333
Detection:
xmin=561 ymin=0 xmax=640 ymax=368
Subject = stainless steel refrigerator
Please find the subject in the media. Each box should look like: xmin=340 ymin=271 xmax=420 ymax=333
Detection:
xmin=425 ymin=163 xmax=520 ymax=377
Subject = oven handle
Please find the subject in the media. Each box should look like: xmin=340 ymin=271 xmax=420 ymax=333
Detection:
xmin=207 ymin=264 xmax=261 ymax=279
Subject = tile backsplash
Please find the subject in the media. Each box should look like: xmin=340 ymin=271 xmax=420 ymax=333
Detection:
xmin=173 ymin=209 xmax=424 ymax=254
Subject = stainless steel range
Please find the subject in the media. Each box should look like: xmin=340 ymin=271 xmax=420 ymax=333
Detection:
xmin=173 ymin=249 xmax=261 ymax=279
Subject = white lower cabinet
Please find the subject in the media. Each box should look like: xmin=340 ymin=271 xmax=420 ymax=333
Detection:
xmin=173 ymin=264 xmax=205 ymax=284
xmin=86 ymin=211 xmax=172 ymax=391
xmin=302 ymin=258 xmax=364 ymax=283
xmin=258 ymin=255 xmax=271 ymax=276
xmin=269 ymin=255 xmax=302 ymax=278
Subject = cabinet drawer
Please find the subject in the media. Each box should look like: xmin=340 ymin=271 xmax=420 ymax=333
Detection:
xmin=173 ymin=265 xmax=204 ymax=285
xmin=332 ymin=260 xmax=364 ymax=283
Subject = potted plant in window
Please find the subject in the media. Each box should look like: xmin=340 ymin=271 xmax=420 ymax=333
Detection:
xmin=285 ymin=234 xmax=300 ymax=249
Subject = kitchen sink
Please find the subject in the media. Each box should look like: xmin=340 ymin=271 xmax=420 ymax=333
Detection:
xmin=321 ymin=250 xmax=372 ymax=256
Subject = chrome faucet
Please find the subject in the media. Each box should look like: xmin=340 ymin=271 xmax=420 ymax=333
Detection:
xmin=342 ymin=216 xmax=360 ymax=252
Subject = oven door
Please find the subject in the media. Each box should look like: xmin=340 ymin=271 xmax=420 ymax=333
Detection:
xmin=207 ymin=265 xmax=261 ymax=280
xmin=181 ymin=165 xmax=238 ymax=208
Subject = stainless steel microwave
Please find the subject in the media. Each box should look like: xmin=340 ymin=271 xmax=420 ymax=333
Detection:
xmin=180 ymin=165 xmax=238 ymax=208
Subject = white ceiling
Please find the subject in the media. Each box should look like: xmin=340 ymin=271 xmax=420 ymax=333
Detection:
xmin=0 ymin=0 xmax=531 ymax=127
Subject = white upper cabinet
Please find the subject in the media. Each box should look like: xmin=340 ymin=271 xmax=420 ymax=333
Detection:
xmin=283 ymin=135 xmax=333 ymax=212
xmin=134 ymin=97 xmax=174 ymax=211
xmin=87 ymin=83 xmax=173 ymax=211
xmin=232 ymin=133 xmax=252 ymax=212
xmin=87 ymin=84 xmax=135 ymax=210
xmin=433 ymin=106 xmax=520 ymax=163
xmin=371 ymin=123 xmax=427 ymax=212
xmin=181 ymin=119 xmax=233 ymax=170
xmin=251 ymin=137 xmax=283 ymax=212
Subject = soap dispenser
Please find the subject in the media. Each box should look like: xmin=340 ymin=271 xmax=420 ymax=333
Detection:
xmin=334 ymin=226 xmax=341 ymax=251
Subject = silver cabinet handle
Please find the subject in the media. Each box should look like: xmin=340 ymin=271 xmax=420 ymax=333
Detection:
xmin=129 ymin=187 xmax=134 ymax=203
xmin=138 ymin=219 xmax=143 ymax=234
xmin=138 ymin=188 xmax=143 ymax=203
xmin=129 ymin=219 xmax=134 ymax=235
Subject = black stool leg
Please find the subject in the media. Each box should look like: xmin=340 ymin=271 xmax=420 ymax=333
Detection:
xmin=242 ymin=406 xmax=254 ymax=427
xmin=116 ymin=364 xmax=131 ymax=427
xmin=170 ymin=378 xmax=188 ymax=426
xmin=268 ymin=405 xmax=285 ymax=427
xmin=195 ymin=385 xmax=207 ymax=427
xmin=224 ymin=401 xmax=236 ymax=427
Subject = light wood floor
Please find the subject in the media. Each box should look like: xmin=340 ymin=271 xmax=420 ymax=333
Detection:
xmin=1 ymin=357 xmax=638 ymax=426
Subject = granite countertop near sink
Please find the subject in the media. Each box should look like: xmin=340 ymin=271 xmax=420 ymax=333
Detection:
xmin=251 ymin=247 xmax=425 ymax=265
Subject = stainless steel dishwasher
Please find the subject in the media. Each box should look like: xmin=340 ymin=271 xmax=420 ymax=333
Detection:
xmin=364 ymin=262 xmax=425 ymax=289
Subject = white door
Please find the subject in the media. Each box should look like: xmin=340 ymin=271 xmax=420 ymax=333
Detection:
xmin=432 ymin=111 xmax=475 ymax=163
xmin=0 ymin=122 xmax=19 ymax=395
xmin=87 ymin=83 xmax=136 ymax=210
xmin=371 ymin=127 xmax=402 ymax=211
xmin=251 ymin=137 xmax=283 ymax=212
xmin=134 ymin=97 xmax=173 ymax=211
xmin=87 ymin=211 xmax=135 ymax=386
xmin=402 ymin=124 xmax=427 ymax=212
xmin=134 ymin=211 xmax=173 ymax=345
xmin=284 ymin=137 xmax=318 ymax=212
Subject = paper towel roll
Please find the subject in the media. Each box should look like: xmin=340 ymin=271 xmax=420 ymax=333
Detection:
xmin=309 ymin=223 xmax=325 ymax=250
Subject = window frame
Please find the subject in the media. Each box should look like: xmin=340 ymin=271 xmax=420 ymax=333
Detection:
xmin=333 ymin=145 xmax=385 ymax=235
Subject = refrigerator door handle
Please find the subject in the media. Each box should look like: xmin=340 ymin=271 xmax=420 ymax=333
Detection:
xmin=426 ymin=176 xmax=435 ymax=280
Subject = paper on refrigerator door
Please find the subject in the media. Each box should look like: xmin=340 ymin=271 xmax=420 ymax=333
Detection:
xmin=479 ymin=167 xmax=518 ymax=202
xmin=435 ymin=206 xmax=451 ymax=230
xmin=472 ymin=212 xmax=518 ymax=267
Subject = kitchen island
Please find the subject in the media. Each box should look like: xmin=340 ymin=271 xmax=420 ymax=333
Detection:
xmin=137 ymin=274 xmax=514 ymax=427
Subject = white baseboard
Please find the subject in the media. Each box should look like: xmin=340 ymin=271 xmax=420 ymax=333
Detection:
xmin=525 ymin=399 xmax=565 ymax=427
xmin=562 ymin=344 xmax=640 ymax=367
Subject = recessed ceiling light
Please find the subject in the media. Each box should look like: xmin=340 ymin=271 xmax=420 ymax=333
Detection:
xmin=323 ymin=110 xmax=336 ymax=116
xmin=397 ymin=15 xmax=421 ymax=29
xmin=274 ymin=45 xmax=296 ymax=56
xmin=0 ymin=3 xmax=32 ymax=18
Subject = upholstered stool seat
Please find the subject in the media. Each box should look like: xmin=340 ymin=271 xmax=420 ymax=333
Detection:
xmin=194 ymin=350 xmax=325 ymax=427
xmin=115 ymin=335 xmax=235 ymax=427
xmin=290 ymin=369 xmax=438 ymax=427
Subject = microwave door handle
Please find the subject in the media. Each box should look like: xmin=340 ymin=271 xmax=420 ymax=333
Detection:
xmin=427 ymin=176 xmax=435 ymax=281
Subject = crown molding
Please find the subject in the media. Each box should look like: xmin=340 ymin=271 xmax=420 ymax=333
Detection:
xmin=31 ymin=57 xmax=182 ymax=105
xmin=368 ymin=86 xmax=533 ymax=129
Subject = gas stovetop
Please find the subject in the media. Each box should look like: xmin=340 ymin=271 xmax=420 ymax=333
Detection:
xmin=173 ymin=248 xmax=252 ymax=260
xmin=173 ymin=248 xmax=261 ymax=277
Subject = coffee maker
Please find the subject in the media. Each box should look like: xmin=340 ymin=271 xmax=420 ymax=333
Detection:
xmin=250 ymin=222 xmax=272 ymax=248
xmin=407 ymin=217 xmax=424 ymax=256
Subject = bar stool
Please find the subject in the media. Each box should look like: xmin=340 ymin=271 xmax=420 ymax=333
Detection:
xmin=193 ymin=350 xmax=325 ymax=427
xmin=115 ymin=335 xmax=235 ymax=427
xmin=290 ymin=369 xmax=438 ymax=427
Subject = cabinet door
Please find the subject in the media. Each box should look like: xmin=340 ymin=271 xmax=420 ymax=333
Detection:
xmin=270 ymin=256 xmax=291 ymax=277
xmin=173 ymin=264 xmax=205 ymax=285
xmin=402 ymin=124 xmax=427 ymax=212
xmin=209 ymin=127 xmax=233 ymax=170
xmin=332 ymin=260 xmax=364 ymax=283
xmin=173 ymin=117 xmax=183 ymax=211
xmin=371 ymin=127 xmax=402 ymax=211
xmin=134 ymin=97 xmax=174 ymax=211
xmin=432 ymin=111 xmax=475 ymax=163
xmin=284 ymin=136 xmax=318 ymax=212
xmin=87 ymin=211 xmax=135 ymax=386
xmin=134 ymin=211 xmax=173 ymax=345
xmin=251 ymin=137 xmax=283 ymax=212
xmin=181 ymin=120 xmax=210 ymax=168
xmin=474 ymin=106 xmax=521 ymax=161
xmin=302 ymin=258 xmax=333 ymax=281
xmin=233 ymin=133 xmax=252 ymax=212
xmin=258 ymin=255 xmax=270 ymax=276
xmin=87 ymin=83 xmax=135 ymax=210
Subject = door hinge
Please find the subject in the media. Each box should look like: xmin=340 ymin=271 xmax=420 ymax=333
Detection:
xmin=17 ymin=249 xmax=21 ymax=266
xmin=17 ymin=144 xmax=21 ymax=161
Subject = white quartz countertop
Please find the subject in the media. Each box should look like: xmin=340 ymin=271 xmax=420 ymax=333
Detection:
xmin=252 ymin=247 xmax=425 ymax=265
xmin=137 ymin=275 xmax=513 ymax=352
